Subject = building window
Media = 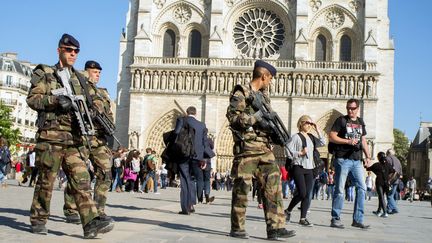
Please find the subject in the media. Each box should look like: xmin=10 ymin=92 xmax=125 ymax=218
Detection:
xmin=188 ymin=30 xmax=202 ymax=57
xmin=18 ymin=118 xmax=22 ymax=124
xmin=25 ymin=120 xmax=29 ymax=126
xmin=315 ymin=34 xmax=327 ymax=61
xmin=163 ymin=29 xmax=176 ymax=57
xmin=6 ymin=75 xmax=13 ymax=86
xmin=340 ymin=35 xmax=352 ymax=61
xmin=3 ymin=61 xmax=13 ymax=71
xmin=233 ymin=8 xmax=285 ymax=59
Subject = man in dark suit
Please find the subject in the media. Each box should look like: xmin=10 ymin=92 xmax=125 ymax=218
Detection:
xmin=174 ymin=106 xmax=214 ymax=214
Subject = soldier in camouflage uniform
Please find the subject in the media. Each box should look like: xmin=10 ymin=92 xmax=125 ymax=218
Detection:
xmin=226 ymin=60 xmax=296 ymax=240
xmin=27 ymin=34 xmax=114 ymax=239
xmin=63 ymin=60 xmax=114 ymax=224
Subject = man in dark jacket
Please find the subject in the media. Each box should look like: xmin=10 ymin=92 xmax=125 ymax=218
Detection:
xmin=174 ymin=106 xmax=214 ymax=214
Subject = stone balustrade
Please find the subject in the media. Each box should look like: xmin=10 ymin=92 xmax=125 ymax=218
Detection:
xmin=130 ymin=58 xmax=379 ymax=99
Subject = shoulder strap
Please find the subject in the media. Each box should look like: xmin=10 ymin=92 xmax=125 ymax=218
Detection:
xmin=297 ymin=133 xmax=307 ymax=148
xmin=74 ymin=69 xmax=94 ymax=107
xmin=231 ymin=84 xmax=250 ymax=99
xmin=307 ymin=133 xmax=317 ymax=147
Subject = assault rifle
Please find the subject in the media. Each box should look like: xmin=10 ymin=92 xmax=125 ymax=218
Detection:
xmin=249 ymin=92 xmax=290 ymax=147
xmin=92 ymin=109 xmax=122 ymax=147
xmin=54 ymin=69 xmax=95 ymax=151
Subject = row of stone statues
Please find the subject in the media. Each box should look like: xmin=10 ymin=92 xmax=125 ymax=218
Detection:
xmin=132 ymin=70 xmax=376 ymax=98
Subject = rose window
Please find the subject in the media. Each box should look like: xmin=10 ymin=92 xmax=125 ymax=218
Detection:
xmin=233 ymin=8 xmax=285 ymax=58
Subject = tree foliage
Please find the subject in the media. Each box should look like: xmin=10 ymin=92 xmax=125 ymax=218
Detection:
xmin=0 ymin=102 xmax=21 ymax=146
xmin=393 ymin=128 xmax=409 ymax=168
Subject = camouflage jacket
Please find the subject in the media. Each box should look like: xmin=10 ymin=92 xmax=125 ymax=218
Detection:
xmin=26 ymin=64 xmax=89 ymax=145
xmin=87 ymin=77 xmax=114 ymax=147
xmin=226 ymin=84 xmax=273 ymax=157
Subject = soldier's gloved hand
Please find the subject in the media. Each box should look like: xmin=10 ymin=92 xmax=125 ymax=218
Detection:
xmin=57 ymin=95 xmax=74 ymax=112
xmin=253 ymin=110 xmax=264 ymax=122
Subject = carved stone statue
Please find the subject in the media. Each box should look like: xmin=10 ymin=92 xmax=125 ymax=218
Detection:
xmin=177 ymin=72 xmax=184 ymax=91
xmin=160 ymin=72 xmax=167 ymax=90
xmin=367 ymin=77 xmax=374 ymax=97
xmin=193 ymin=73 xmax=200 ymax=91
xmin=322 ymin=76 xmax=329 ymax=96
xmin=348 ymin=76 xmax=355 ymax=96
xmin=227 ymin=74 xmax=234 ymax=93
xmin=304 ymin=75 xmax=311 ymax=95
xmin=245 ymin=73 xmax=251 ymax=85
xmin=185 ymin=73 xmax=191 ymax=91
xmin=339 ymin=77 xmax=346 ymax=96
xmin=278 ymin=75 xmax=284 ymax=95
xmin=270 ymin=77 xmax=276 ymax=94
xmin=168 ymin=72 xmax=175 ymax=91
xmin=235 ymin=73 xmax=242 ymax=85
xmin=358 ymin=78 xmax=364 ymax=96
xmin=295 ymin=75 xmax=302 ymax=95
xmin=144 ymin=71 xmax=150 ymax=90
xmin=134 ymin=71 xmax=140 ymax=89
xmin=286 ymin=75 xmax=292 ymax=95
xmin=152 ymin=72 xmax=159 ymax=90
xmin=313 ymin=76 xmax=319 ymax=95
xmin=129 ymin=132 xmax=138 ymax=149
xmin=210 ymin=73 xmax=217 ymax=91
xmin=330 ymin=76 xmax=337 ymax=96
xmin=218 ymin=73 xmax=226 ymax=93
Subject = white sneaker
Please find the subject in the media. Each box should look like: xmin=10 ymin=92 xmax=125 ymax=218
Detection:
xmin=154 ymin=192 xmax=160 ymax=194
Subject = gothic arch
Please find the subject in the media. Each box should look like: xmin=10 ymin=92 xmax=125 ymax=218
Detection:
xmin=145 ymin=109 xmax=182 ymax=162
xmin=314 ymin=109 xmax=344 ymax=155
xmin=310 ymin=27 xmax=333 ymax=61
xmin=152 ymin=2 xmax=208 ymax=35
xmin=308 ymin=4 xmax=363 ymax=62
xmin=216 ymin=120 xmax=234 ymax=173
xmin=222 ymin=0 xmax=295 ymax=59
xmin=335 ymin=27 xmax=362 ymax=61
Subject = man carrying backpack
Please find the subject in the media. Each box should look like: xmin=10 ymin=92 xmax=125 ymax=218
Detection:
xmin=174 ymin=106 xmax=214 ymax=215
xmin=139 ymin=148 xmax=158 ymax=194
xmin=0 ymin=137 xmax=11 ymax=188
xmin=328 ymin=98 xmax=372 ymax=229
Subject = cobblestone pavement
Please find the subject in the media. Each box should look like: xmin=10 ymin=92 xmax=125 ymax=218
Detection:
xmin=0 ymin=180 xmax=431 ymax=242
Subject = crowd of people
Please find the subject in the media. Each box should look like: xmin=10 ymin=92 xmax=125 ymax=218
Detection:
xmin=3 ymin=56 xmax=432 ymax=240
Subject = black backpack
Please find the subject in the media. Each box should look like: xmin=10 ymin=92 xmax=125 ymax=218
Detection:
xmin=170 ymin=117 xmax=196 ymax=159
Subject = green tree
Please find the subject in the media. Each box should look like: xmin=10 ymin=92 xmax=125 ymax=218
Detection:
xmin=393 ymin=128 xmax=409 ymax=169
xmin=0 ymin=102 xmax=21 ymax=146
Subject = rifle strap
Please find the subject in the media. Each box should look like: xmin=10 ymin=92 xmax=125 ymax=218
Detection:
xmin=75 ymin=69 xmax=94 ymax=107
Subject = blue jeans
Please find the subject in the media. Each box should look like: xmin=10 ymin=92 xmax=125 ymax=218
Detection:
xmin=0 ymin=164 xmax=6 ymax=183
xmin=160 ymin=174 xmax=167 ymax=189
xmin=141 ymin=171 xmax=157 ymax=192
xmin=282 ymin=180 xmax=289 ymax=198
xmin=387 ymin=182 xmax=399 ymax=212
xmin=111 ymin=167 xmax=123 ymax=191
xmin=331 ymin=158 xmax=366 ymax=223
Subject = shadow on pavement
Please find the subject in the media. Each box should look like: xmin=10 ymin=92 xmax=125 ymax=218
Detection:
xmin=111 ymin=216 xmax=227 ymax=236
xmin=106 ymin=203 xmax=143 ymax=210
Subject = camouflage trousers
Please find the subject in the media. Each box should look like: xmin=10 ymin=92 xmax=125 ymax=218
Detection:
xmin=230 ymin=151 xmax=286 ymax=232
xmin=64 ymin=144 xmax=112 ymax=217
xmin=30 ymin=142 xmax=98 ymax=227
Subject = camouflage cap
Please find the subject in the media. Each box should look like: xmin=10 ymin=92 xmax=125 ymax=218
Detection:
xmin=254 ymin=60 xmax=277 ymax=76
xmin=85 ymin=60 xmax=102 ymax=70
xmin=58 ymin=33 xmax=80 ymax=48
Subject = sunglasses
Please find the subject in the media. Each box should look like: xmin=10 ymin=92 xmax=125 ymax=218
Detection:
xmin=61 ymin=46 xmax=80 ymax=54
xmin=303 ymin=121 xmax=314 ymax=125
xmin=346 ymin=106 xmax=358 ymax=111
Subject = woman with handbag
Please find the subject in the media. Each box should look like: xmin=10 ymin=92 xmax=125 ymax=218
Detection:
xmin=284 ymin=115 xmax=325 ymax=227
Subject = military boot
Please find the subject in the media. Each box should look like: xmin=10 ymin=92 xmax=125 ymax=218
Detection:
xmin=65 ymin=214 xmax=81 ymax=224
xmin=83 ymin=217 xmax=115 ymax=239
xmin=230 ymin=230 xmax=249 ymax=239
xmin=31 ymin=224 xmax=48 ymax=235
xmin=267 ymin=228 xmax=296 ymax=240
xmin=99 ymin=213 xmax=115 ymax=223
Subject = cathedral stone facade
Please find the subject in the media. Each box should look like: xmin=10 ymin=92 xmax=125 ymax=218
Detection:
xmin=116 ymin=0 xmax=395 ymax=172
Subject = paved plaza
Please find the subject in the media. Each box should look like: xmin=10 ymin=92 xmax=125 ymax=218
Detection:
xmin=0 ymin=181 xmax=431 ymax=243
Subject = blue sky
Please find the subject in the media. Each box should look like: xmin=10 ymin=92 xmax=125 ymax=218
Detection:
xmin=0 ymin=0 xmax=430 ymax=140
